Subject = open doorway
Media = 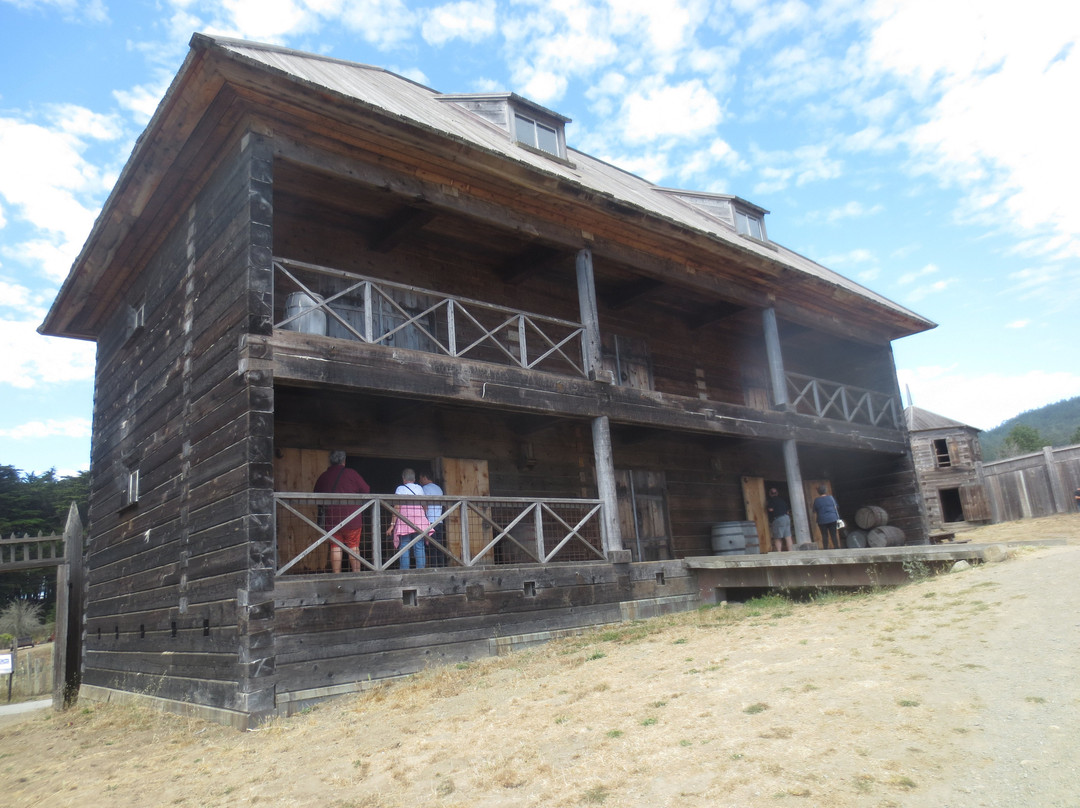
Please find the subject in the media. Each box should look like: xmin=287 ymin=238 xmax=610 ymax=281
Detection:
xmin=939 ymin=487 xmax=965 ymax=523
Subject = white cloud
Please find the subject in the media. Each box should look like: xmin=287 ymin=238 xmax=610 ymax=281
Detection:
xmin=897 ymin=365 xmax=1080 ymax=431
xmin=339 ymin=0 xmax=418 ymax=48
xmin=0 ymin=417 xmax=91 ymax=441
xmin=866 ymin=0 xmax=1080 ymax=263
xmin=619 ymin=79 xmax=721 ymax=143
xmin=824 ymin=248 xmax=875 ymax=266
xmin=1006 ymin=320 xmax=1028 ymax=329
xmin=0 ymin=111 xmax=119 ymax=282
xmin=113 ymin=76 xmax=173 ymax=124
xmin=0 ymin=319 xmax=96 ymax=388
xmin=422 ymin=0 xmax=497 ymax=45
xmin=751 ymin=143 xmax=842 ymax=194
xmin=897 ymin=263 xmax=937 ymax=285
xmin=2 ymin=0 xmax=108 ymax=22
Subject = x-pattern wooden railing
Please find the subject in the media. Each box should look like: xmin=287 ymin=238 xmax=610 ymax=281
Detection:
xmin=274 ymin=258 xmax=586 ymax=377
xmin=786 ymin=372 xmax=900 ymax=428
xmin=274 ymin=494 xmax=605 ymax=574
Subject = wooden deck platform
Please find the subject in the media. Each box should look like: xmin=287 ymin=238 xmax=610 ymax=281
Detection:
xmin=685 ymin=543 xmax=1012 ymax=603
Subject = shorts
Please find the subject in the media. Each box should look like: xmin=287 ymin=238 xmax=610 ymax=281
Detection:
xmin=770 ymin=514 xmax=792 ymax=539
xmin=334 ymin=527 xmax=364 ymax=550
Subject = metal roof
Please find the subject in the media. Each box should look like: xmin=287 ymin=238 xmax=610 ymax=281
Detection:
xmin=214 ymin=36 xmax=932 ymax=329
xmin=904 ymin=406 xmax=981 ymax=432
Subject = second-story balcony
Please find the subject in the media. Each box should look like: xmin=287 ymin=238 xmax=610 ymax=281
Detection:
xmin=785 ymin=372 xmax=900 ymax=429
xmin=270 ymin=256 xmax=904 ymax=442
xmin=274 ymin=257 xmax=586 ymax=378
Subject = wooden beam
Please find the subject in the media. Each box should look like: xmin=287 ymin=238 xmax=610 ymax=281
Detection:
xmin=603 ymin=277 xmax=666 ymax=310
xmin=498 ymin=244 xmax=567 ymax=285
xmin=259 ymin=332 xmax=910 ymax=453
xmin=368 ymin=205 xmax=438 ymax=252
xmin=687 ymin=300 xmax=748 ymax=330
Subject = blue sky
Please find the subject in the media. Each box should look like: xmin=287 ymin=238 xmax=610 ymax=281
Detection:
xmin=2 ymin=0 xmax=1079 ymax=477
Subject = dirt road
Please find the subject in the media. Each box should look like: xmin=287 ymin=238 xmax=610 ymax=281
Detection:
xmin=1 ymin=515 xmax=1078 ymax=807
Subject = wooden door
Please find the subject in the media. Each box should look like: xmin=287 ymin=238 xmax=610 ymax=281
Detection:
xmin=803 ymin=479 xmax=833 ymax=547
xmin=602 ymin=333 xmax=654 ymax=390
xmin=616 ymin=469 xmax=673 ymax=561
xmin=436 ymin=457 xmax=490 ymax=563
xmin=741 ymin=476 xmax=769 ymax=553
xmin=274 ymin=448 xmax=330 ymax=572
xmin=960 ymin=483 xmax=991 ymax=522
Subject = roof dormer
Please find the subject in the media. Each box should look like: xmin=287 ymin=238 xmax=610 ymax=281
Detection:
xmin=654 ymin=188 xmax=770 ymax=244
xmin=437 ymin=92 xmax=571 ymax=162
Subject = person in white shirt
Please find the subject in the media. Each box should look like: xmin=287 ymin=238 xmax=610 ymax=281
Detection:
xmin=419 ymin=470 xmax=446 ymax=566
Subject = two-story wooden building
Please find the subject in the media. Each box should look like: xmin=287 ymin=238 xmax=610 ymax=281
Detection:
xmin=904 ymin=406 xmax=990 ymax=531
xmin=41 ymin=34 xmax=934 ymax=727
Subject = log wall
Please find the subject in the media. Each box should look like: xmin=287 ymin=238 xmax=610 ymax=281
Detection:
xmin=272 ymin=559 xmax=697 ymax=708
xmin=83 ymin=131 xmax=276 ymax=723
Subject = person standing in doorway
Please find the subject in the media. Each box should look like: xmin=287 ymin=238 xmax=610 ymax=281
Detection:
xmin=812 ymin=484 xmax=842 ymax=550
xmin=418 ymin=470 xmax=446 ymax=567
xmin=314 ymin=450 xmax=370 ymax=573
xmin=386 ymin=468 xmax=430 ymax=569
xmin=766 ymin=486 xmax=793 ymax=552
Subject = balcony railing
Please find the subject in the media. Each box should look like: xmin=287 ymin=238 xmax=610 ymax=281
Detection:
xmin=274 ymin=493 xmax=606 ymax=575
xmin=273 ymin=258 xmax=587 ymax=378
xmin=786 ymin=372 xmax=900 ymax=428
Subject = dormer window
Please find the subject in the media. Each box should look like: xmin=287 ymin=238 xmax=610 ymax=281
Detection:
xmin=653 ymin=188 xmax=770 ymax=244
xmin=514 ymin=113 xmax=559 ymax=156
xmin=438 ymin=92 xmax=570 ymax=162
xmin=735 ymin=210 xmax=765 ymax=241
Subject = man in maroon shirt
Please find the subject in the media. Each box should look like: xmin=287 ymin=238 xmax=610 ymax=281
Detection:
xmin=314 ymin=450 xmax=370 ymax=573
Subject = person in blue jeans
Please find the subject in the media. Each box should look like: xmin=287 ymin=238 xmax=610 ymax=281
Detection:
xmin=812 ymin=484 xmax=842 ymax=549
xmin=386 ymin=468 xmax=431 ymax=569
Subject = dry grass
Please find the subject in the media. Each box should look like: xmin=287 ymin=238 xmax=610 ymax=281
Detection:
xmin=1 ymin=514 xmax=1078 ymax=807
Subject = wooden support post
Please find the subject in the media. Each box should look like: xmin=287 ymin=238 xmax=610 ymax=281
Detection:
xmin=783 ymin=440 xmax=811 ymax=546
xmin=762 ymin=307 xmax=788 ymax=409
xmin=592 ymin=415 xmax=623 ymax=555
xmin=53 ymin=501 xmax=84 ymax=710
xmin=576 ymin=248 xmax=604 ymax=381
xmin=1042 ymin=446 xmax=1068 ymax=513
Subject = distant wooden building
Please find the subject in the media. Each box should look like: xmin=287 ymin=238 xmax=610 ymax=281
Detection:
xmin=904 ymin=406 xmax=990 ymax=530
xmin=41 ymin=35 xmax=934 ymax=727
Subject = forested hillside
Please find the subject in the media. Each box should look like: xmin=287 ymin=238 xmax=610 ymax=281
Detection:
xmin=980 ymin=396 xmax=1080 ymax=460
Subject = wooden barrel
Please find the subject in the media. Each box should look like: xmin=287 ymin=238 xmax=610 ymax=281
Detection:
xmin=845 ymin=529 xmax=868 ymax=549
xmin=711 ymin=522 xmax=746 ymax=554
xmin=855 ymin=505 xmax=889 ymax=530
xmin=742 ymin=521 xmax=761 ymax=554
xmin=866 ymin=525 xmax=904 ymax=547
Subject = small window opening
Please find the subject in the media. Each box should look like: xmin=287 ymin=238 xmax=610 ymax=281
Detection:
xmin=523 ymin=581 xmax=536 ymax=598
xmin=139 ymin=624 xmax=145 ymax=639
xmin=97 ymin=627 xmax=101 ymax=641
xmin=402 ymin=589 xmax=418 ymax=607
xmin=933 ymin=439 xmax=951 ymax=468
xmin=203 ymin=619 xmax=210 ymax=637
xmin=514 ymin=113 xmax=560 ymax=156
xmin=126 ymin=301 xmax=145 ymax=341
xmin=656 ymin=571 xmax=666 ymax=586
xmin=735 ymin=210 xmax=765 ymax=240
xmin=114 ymin=625 xmax=119 ymax=640
xmin=170 ymin=621 xmax=177 ymax=638
xmin=120 ymin=468 xmax=140 ymax=510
